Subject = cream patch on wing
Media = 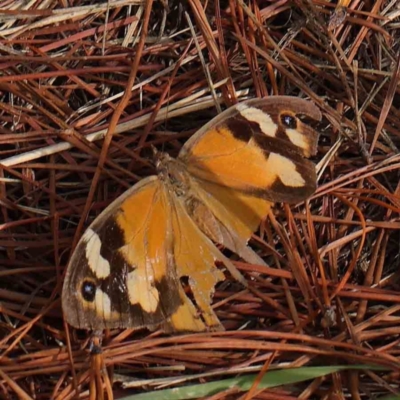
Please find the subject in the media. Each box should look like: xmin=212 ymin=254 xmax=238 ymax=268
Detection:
xmin=82 ymin=228 xmax=111 ymax=279
xmin=286 ymin=128 xmax=310 ymax=154
xmin=127 ymin=267 xmax=159 ymax=312
xmin=94 ymin=288 xmax=113 ymax=318
xmin=268 ymin=153 xmax=305 ymax=187
xmin=237 ymin=104 xmax=278 ymax=137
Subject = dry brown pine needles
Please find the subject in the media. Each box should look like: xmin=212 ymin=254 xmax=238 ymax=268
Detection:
xmin=0 ymin=0 xmax=400 ymax=399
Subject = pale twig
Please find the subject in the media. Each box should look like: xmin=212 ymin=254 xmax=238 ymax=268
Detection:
xmin=1 ymin=84 xmax=250 ymax=168
xmin=0 ymin=0 xmax=144 ymax=37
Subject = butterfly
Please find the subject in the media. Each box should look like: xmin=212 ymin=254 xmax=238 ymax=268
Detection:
xmin=62 ymin=96 xmax=321 ymax=332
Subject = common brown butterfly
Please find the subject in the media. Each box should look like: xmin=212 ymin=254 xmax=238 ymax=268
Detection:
xmin=62 ymin=96 xmax=321 ymax=332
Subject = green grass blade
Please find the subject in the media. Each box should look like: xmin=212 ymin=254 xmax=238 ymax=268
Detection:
xmin=120 ymin=365 xmax=386 ymax=400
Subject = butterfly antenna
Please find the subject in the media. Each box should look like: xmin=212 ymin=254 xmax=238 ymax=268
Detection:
xmin=150 ymin=145 xmax=158 ymax=164
xmin=150 ymin=144 xmax=158 ymax=157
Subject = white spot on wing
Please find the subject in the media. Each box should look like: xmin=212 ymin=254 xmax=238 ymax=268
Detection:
xmin=95 ymin=288 xmax=112 ymax=318
xmin=238 ymin=105 xmax=278 ymax=137
xmin=127 ymin=269 xmax=159 ymax=312
xmin=286 ymin=128 xmax=308 ymax=150
xmin=83 ymin=228 xmax=111 ymax=279
xmin=269 ymin=153 xmax=305 ymax=187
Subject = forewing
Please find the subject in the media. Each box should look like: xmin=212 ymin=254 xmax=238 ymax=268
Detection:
xmin=179 ymin=96 xmax=321 ymax=204
xmin=62 ymin=176 xmax=182 ymax=330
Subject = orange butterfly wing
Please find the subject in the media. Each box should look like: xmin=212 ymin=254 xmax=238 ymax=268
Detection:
xmin=62 ymin=177 xmax=181 ymax=329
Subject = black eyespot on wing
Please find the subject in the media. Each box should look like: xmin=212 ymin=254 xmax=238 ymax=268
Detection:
xmin=281 ymin=114 xmax=297 ymax=129
xmin=82 ymin=280 xmax=96 ymax=302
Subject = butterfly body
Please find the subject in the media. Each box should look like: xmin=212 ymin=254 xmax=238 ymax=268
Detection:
xmin=155 ymin=152 xmax=190 ymax=197
xmin=62 ymin=96 xmax=321 ymax=332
